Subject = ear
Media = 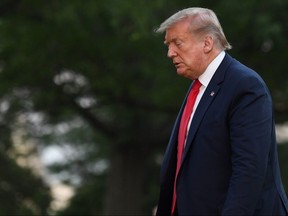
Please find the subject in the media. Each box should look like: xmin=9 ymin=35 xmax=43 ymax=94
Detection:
xmin=203 ymin=35 xmax=214 ymax=53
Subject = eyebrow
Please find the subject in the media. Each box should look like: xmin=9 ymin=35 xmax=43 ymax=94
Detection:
xmin=164 ymin=38 xmax=183 ymax=46
xmin=164 ymin=38 xmax=177 ymax=46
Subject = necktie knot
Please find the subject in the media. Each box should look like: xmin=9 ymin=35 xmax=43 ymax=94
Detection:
xmin=186 ymin=79 xmax=202 ymax=107
xmin=192 ymin=79 xmax=202 ymax=92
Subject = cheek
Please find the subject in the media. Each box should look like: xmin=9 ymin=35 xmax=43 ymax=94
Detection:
xmin=191 ymin=49 xmax=204 ymax=62
xmin=180 ymin=44 xmax=203 ymax=66
xmin=183 ymin=51 xmax=199 ymax=66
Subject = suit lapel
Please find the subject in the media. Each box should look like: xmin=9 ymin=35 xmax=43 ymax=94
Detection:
xmin=181 ymin=53 xmax=233 ymax=165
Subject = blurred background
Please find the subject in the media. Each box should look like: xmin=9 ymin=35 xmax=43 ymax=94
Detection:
xmin=0 ymin=0 xmax=287 ymax=215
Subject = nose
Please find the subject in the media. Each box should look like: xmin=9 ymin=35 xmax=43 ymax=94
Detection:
xmin=167 ymin=46 xmax=177 ymax=58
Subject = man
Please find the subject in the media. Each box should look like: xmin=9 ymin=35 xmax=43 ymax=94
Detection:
xmin=155 ymin=7 xmax=288 ymax=215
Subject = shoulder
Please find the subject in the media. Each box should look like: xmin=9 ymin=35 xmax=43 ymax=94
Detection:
xmin=219 ymin=54 xmax=272 ymax=107
xmin=224 ymin=54 xmax=267 ymax=89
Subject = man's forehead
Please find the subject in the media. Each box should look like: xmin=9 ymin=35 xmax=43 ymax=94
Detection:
xmin=164 ymin=28 xmax=190 ymax=44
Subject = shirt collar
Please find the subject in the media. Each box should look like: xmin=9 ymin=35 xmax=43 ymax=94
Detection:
xmin=198 ymin=51 xmax=225 ymax=87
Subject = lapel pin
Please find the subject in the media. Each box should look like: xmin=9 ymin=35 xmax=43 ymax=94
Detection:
xmin=210 ymin=91 xmax=215 ymax=97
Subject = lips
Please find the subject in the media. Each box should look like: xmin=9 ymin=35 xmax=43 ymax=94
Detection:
xmin=174 ymin=62 xmax=181 ymax=68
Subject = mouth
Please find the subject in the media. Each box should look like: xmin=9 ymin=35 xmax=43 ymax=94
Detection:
xmin=174 ymin=62 xmax=181 ymax=68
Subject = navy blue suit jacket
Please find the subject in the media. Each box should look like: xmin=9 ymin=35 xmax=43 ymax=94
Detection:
xmin=156 ymin=53 xmax=288 ymax=215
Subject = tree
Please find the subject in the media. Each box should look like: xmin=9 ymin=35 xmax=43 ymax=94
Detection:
xmin=0 ymin=151 xmax=51 ymax=215
xmin=0 ymin=0 xmax=183 ymax=214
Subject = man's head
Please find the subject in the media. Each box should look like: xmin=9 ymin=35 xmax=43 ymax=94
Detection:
xmin=156 ymin=7 xmax=231 ymax=80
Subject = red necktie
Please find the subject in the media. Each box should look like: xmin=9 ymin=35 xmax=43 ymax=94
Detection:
xmin=171 ymin=79 xmax=202 ymax=215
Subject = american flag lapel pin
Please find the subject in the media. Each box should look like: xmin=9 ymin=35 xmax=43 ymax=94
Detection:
xmin=210 ymin=91 xmax=215 ymax=97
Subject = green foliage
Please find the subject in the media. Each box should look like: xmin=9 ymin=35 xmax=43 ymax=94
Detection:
xmin=56 ymin=175 xmax=106 ymax=216
xmin=0 ymin=152 xmax=51 ymax=215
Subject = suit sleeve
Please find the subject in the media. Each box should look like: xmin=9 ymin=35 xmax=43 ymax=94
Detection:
xmin=221 ymin=75 xmax=273 ymax=215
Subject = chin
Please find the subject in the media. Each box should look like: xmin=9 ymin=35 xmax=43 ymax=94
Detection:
xmin=177 ymin=70 xmax=188 ymax=78
xmin=176 ymin=69 xmax=185 ymax=76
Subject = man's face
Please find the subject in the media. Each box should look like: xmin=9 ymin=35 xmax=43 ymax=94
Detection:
xmin=164 ymin=20 xmax=205 ymax=80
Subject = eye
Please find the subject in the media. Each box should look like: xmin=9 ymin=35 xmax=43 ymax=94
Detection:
xmin=175 ymin=40 xmax=183 ymax=47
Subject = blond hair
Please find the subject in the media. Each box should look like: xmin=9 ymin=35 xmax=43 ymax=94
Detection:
xmin=155 ymin=7 xmax=232 ymax=50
